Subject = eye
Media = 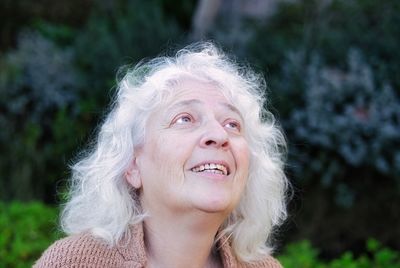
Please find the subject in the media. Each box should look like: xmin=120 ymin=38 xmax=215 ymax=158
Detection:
xmin=224 ymin=120 xmax=241 ymax=132
xmin=172 ymin=113 xmax=194 ymax=125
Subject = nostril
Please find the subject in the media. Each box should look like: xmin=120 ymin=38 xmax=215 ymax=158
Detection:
xmin=205 ymin=140 xmax=215 ymax=146
xmin=200 ymin=127 xmax=229 ymax=148
xmin=203 ymin=139 xmax=229 ymax=149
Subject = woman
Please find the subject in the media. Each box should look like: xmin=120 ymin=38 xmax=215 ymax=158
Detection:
xmin=34 ymin=42 xmax=288 ymax=268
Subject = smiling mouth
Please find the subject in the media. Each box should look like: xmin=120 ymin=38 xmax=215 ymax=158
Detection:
xmin=190 ymin=163 xmax=229 ymax=176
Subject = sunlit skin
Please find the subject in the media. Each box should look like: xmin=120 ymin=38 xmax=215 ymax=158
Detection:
xmin=126 ymin=78 xmax=250 ymax=268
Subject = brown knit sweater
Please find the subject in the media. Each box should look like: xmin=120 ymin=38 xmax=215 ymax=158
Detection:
xmin=34 ymin=223 xmax=282 ymax=268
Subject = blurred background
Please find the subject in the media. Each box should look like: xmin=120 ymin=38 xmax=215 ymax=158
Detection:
xmin=1 ymin=0 xmax=399 ymax=267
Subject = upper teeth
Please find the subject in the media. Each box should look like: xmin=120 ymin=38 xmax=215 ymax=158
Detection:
xmin=191 ymin=163 xmax=228 ymax=175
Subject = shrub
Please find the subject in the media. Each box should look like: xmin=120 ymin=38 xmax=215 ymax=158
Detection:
xmin=241 ymin=0 xmax=400 ymax=253
xmin=278 ymin=240 xmax=323 ymax=268
xmin=73 ymin=0 xmax=183 ymax=102
xmin=248 ymin=0 xmax=400 ymax=92
xmin=1 ymin=201 xmax=399 ymax=268
xmin=288 ymin=49 xmax=400 ymax=196
xmin=0 ymin=0 xmax=92 ymax=51
xmin=0 ymin=201 xmax=59 ymax=268
xmin=0 ymin=0 xmax=188 ymax=202
xmin=0 ymin=31 xmax=83 ymax=202
xmin=278 ymin=239 xmax=400 ymax=268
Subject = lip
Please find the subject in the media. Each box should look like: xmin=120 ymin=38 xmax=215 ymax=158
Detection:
xmin=189 ymin=160 xmax=231 ymax=176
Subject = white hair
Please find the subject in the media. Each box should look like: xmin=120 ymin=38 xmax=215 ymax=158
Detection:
xmin=61 ymin=42 xmax=288 ymax=262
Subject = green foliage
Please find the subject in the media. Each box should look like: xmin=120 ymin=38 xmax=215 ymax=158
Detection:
xmin=278 ymin=240 xmax=323 ymax=268
xmin=0 ymin=201 xmax=399 ymax=268
xmin=0 ymin=0 xmax=92 ymax=51
xmin=0 ymin=31 xmax=84 ymax=201
xmin=239 ymin=0 xmax=400 ymax=253
xmin=248 ymin=0 xmax=400 ymax=112
xmin=33 ymin=20 xmax=77 ymax=46
xmin=279 ymin=239 xmax=400 ymax=268
xmin=74 ymin=0 xmax=183 ymax=99
xmin=0 ymin=0 xmax=188 ymax=202
xmin=288 ymin=49 xmax=400 ymax=200
xmin=0 ymin=201 xmax=59 ymax=268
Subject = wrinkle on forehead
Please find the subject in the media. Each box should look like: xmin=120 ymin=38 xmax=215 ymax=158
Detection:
xmin=164 ymin=74 xmax=222 ymax=89
xmin=149 ymin=76 xmax=244 ymax=122
xmin=167 ymin=99 xmax=244 ymax=121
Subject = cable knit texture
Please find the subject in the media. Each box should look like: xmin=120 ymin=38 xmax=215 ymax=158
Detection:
xmin=34 ymin=223 xmax=282 ymax=268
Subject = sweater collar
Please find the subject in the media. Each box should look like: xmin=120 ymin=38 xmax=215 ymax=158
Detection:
xmin=116 ymin=223 xmax=147 ymax=266
xmin=116 ymin=223 xmax=238 ymax=267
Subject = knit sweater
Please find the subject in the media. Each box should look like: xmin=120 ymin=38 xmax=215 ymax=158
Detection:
xmin=34 ymin=223 xmax=282 ymax=268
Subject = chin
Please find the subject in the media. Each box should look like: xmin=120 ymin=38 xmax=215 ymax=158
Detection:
xmin=193 ymin=196 xmax=237 ymax=214
xmin=184 ymin=182 xmax=242 ymax=214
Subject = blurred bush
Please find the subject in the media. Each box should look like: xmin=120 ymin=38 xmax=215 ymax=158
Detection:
xmin=279 ymin=239 xmax=400 ymax=268
xmin=289 ymin=49 xmax=400 ymax=200
xmin=238 ymin=0 xmax=400 ymax=256
xmin=0 ymin=201 xmax=59 ymax=268
xmin=0 ymin=0 xmax=187 ymax=202
xmin=73 ymin=0 xmax=182 ymax=101
xmin=0 ymin=31 xmax=83 ymax=202
xmin=0 ymin=0 xmax=92 ymax=51
xmin=1 ymin=201 xmax=398 ymax=268
xmin=248 ymin=0 xmax=400 ymax=91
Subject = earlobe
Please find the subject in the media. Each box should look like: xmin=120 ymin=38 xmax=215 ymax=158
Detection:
xmin=125 ymin=157 xmax=142 ymax=189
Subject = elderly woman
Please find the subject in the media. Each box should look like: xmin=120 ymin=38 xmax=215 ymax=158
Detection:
xmin=34 ymin=43 xmax=288 ymax=268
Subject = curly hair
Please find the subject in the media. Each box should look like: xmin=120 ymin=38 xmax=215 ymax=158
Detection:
xmin=61 ymin=42 xmax=288 ymax=262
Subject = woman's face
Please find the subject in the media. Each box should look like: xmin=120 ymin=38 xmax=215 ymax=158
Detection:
xmin=133 ymin=79 xmax=250 ymax=217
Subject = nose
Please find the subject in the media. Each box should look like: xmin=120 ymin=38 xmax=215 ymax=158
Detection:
xmin=199 ymin=120 xmax=230 ymax=150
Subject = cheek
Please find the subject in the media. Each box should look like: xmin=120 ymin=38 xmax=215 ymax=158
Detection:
xmin=231 ymin=139 xmax=250 ymax=197
xmin=236 ymin=140 xmax=250 ymax=172
xmin=142 ymin=134 xmax=190 ymax=180
xmin=156 ymin=134 xmax=187 ymax=161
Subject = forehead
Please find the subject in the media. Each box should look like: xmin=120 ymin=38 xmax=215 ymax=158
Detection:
xmin=163 ymin=78 xmax=233 ymax=108
xmin=145 ymin=78 xmax=245 ymax=131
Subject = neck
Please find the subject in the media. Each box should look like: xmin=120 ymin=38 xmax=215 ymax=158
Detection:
xmin=143 ymin=211 xmax=226 ymax=268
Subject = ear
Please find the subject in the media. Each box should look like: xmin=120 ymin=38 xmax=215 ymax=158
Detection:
xmin=125 ymin=157 xmax=142 ymax=189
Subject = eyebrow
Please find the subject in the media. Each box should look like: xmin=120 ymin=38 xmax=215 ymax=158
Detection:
xmin=223 ymin=102 xmax=243 ymax=119
xmin=167 ymin=99 xmax=244 ymax=120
